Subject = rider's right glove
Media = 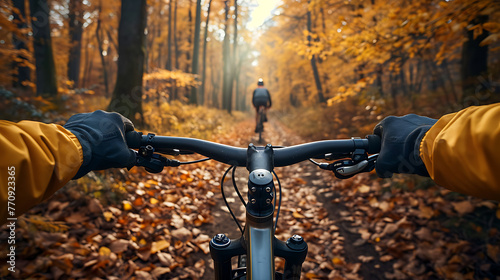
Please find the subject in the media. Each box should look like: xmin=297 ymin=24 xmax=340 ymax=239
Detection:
xmin=63 ymin=110 xmax=137 ymax=179
xmin=373 ymin=114 xmax=438 ymax=178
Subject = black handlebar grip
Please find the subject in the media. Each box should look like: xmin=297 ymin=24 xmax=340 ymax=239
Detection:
xmin=365 ymin=134 xmax=381 ymax=154
xmin=125 ymin=131 xmax=142 ymax=148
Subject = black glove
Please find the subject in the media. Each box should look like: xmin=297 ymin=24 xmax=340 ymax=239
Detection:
xmin=373 ymin=114 xmax=438 ymax=178
xmin=64 ymin=110 xmax=136 ymax=179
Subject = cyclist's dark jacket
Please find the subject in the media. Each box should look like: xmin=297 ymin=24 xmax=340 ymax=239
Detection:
xmin=252 ymin=87 xmax=272 ymax=108
xmin=1 ymin=103 xmax=500 ymax=223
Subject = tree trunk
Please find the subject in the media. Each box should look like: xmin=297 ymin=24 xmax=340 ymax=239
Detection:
xmin=184 ymin=0 xmax=193 ymax=100
xmin=67 ymin=0 xmax=83 ymax=88
xmin=200 ymin=0 xmax=213 ymax=106
xmin=166 ymin=0 xmax=173 ymax=71
xmin=389 ymin=73 xmax=398 ymax=109
xmin=210 ymin=52 xmax=219 ymax=108
xmin=441 ymin=60 xmax=459 ymax=105
xmin=108 ymin=0 xmax=147 ymax=126
xmin=235 ymin=50 xmax=245 ymax=111
xmin=461 ymin=15 xmax=489 ymax=107
xmin=12 ymin=0 xmax=31 ymax=89
xmin=306 ymin=2 xmax=325 ymax=104
xmin=173 ymin=0 xmax=179 ymax=70
xmin=96 ymin=1 xmax=109 ymax=96
xmin=189 ymin=0 xmax=202 ymax=104
xmin=29 ymin=0 xmax=58 ymax=97
xmin=231 ymin=0 xmax=238 ymax=110
xmin=82 ymin=32 xmax=94 ymax=88
xmin=222 ymin=0 xmax=232 ymax=112
xmin=375 ymin=64 xmax=383 ymax=96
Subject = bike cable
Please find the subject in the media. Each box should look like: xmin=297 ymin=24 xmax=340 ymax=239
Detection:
xmin=272 ymin=170 xmax=282 ymax=232
xmin=231 ymin=167 xmax=246 ymax=207
xmin=178 ymin=158 xmax=211 ymax=165
xmin=221 ymin=166 xmax=244 ymax=234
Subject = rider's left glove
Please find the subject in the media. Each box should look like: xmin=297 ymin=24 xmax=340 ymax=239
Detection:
xmin=64 ymin=110 xmax=136 ymax=179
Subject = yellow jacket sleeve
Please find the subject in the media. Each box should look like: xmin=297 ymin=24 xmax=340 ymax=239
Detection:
xmin=420 ymin=103 xmax=500 ymax=201
xmin=0 ymin=120 xmax=83 ymax=224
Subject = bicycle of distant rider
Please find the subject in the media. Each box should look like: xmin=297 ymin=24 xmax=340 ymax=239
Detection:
xmin=255 ymin=106 xmax=266 ymax=143
xmin=126 ymin=131 xmax=380 ymax=280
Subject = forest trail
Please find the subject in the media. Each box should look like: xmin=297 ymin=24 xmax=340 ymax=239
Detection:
xmin=2 ymin=114 xmax=499 ymax=280
xmin=196 ymin=116 xmax=394 ymax=279
xmin=195 ymin=115 xmax=500 ymax=280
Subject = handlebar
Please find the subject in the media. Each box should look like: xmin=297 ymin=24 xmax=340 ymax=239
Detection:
xmin=126 ymin=131 xmax=381 ymax=168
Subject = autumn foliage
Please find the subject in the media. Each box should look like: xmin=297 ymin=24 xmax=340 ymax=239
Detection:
xmin=1 ymin=0 xmax=500 ymax=279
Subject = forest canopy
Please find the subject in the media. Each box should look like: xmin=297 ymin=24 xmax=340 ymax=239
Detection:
xmin=0 ymin=0 xmax=499 ymax=124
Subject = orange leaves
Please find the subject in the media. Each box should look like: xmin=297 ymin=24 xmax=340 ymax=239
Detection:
xmin=149 ymin=198 xmax=159 ymax=205
xmin=144 ymin=68 xmax=198 ymax=88
xmin=292 ymin=208 xmax=306 ymax=219
xmin=98 ymin=246 xmax=111 ymax=257
xmin=122 ymin=200 xmax=133 ymax=211
xmin=133 ymin=196 xmax=145 ymax=207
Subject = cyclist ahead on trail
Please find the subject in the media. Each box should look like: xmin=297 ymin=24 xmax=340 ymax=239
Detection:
xmin=1 ymin=104 xmax=500 ymax=224
xmin=252 ymin=78 xmax=272 ymax=132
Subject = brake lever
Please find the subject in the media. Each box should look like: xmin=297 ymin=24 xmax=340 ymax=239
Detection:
xmin=332 ymin=154 xmax=378 ymax=179
xmin=131 ymin=145 xmax=181 ymax=173
xmin=314 ymin=154 xmax=378 ymax=179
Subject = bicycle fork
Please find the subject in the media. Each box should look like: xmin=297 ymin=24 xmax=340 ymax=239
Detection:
xmin=209 ymin=144 xmax=308 ymax=280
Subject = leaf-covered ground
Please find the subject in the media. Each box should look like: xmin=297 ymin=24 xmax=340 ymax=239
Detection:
xmin=1 ymin=115 xmax=500 ymax=280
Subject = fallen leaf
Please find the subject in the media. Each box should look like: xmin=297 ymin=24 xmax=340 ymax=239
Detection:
xmin=332 ymin=257 xmax=345 ymax=265
xmin=358 ymin=184 xmax=371 ymax=193
xmin=151 ymin=267 xmax=171 ymax=278
xmin=381 ymin=223 xmax=399 ymax=237
xmin=487 ymin=244 xmax=499 ymax=262
xmin=123 ymin=201 xmax=132 ymax=211
xmin=380 ymin=255 xmax=393 ymax=262
xmin=292 ymin=210 xmax=305 ymax=219
xmin=135 ymin=270 xmax=153 ymax=280
xmin=137 ymin=246 xmax=152 ymax=261
xmin=133 ymin=197 xmax=144 ymax=206
xmin=151 ymin=240 xmax=170 ymax=254
xmin=103 ymin=211 xmax=114 ymax=222
xmin=359 ymin=255 xmax=374 ymax=262
xmin=379 ymin=201 xmax=391 ymax=212
xmin=65 ymin=212 xmax=88 ymax=223
xmin=99 ymin=246 xmax=111 ymax=257
xmin=419 ymin=204 xmax=434 ymax=219
xmin=451 ymin=200 xmax=474 ymax=216
xmin=158 ymin=252 xmax=174 ymax=267
xmin=109 ymin=239 xmax=130 ymax=254
xmin=150 ymin=198 xmax=159 ymax=205
xmin=414 ymin=227 xmax=433 ymax=242
xmin=88 ymin=198 xmax=103 ymax=214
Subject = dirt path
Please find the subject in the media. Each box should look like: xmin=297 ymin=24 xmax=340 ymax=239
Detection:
xmin=195 ymin=117 xmax=394 ymax=279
